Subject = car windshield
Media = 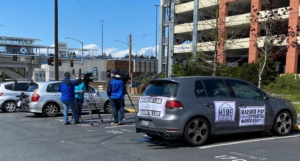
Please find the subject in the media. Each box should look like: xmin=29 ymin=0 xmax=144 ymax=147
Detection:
xmin=27 ymin=83 xmax=39 ymax=92
xmin=142 ymin=81 xmax=178 ymax=97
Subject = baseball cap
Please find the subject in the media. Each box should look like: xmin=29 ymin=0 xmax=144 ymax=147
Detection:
xmin=64 ymin=72 xmax=70 ymax=78
xmin=111 ymin=70 xmax=118 ymax=74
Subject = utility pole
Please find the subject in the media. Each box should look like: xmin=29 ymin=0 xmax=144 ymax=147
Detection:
xmin=129 ymin=34 xmax=132 ymax=86
xmin=154 ymin=5 xmax=159 ymax=59
xmin=100 ymin=20 xmax=105 ymax=58
xmin=54 ymin=0 xmax=59 ymax=80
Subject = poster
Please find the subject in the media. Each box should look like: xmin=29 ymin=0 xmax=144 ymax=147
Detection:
xmin=214 ymin=101 xmax=236 ymax=122
xmin=137 ymin=96 xmax=168 ymax=117
xmin=239 ymin=106 xmax=265 ymax=127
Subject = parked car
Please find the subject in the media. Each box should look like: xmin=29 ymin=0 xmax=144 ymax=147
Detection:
xmin=135 ymin=76 xmax=298 ymax=146
xmin=0 ymin=80 xmax=37 ymax=112
xmin=25 ymin=81 xmax=111 ymax=117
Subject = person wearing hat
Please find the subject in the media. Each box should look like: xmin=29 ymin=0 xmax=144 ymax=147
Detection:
xmin=107 ymin=69 xmax=124 ymax=125
xmin=57 ymin=72 xmax=82 ymax=125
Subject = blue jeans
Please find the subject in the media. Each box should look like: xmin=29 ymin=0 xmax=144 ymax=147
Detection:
xmin=110 ymin=98 xmax=122 ymax=123
xmin=75 ymin=98 xmax=84 ymax=118
xmin=121 ymin=99 xmax=125 ymax=118
xmin=62 ymin=100 xmax=76 ymax=123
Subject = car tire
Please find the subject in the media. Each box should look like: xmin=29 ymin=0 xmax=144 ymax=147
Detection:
xmin=272 ymin=111 xmax=293 ymax=136
xmin=183 ymin=117 xmax=210 ymax=147
xmin=146 ymin=133 xmax=162 ymax=139
xmin=43 ymin=103 xmax=59 ymax=117
xmin=3 ymin=101 xmax=17 ymax=113
xmin=104 ymin=101 xmax=112 ymax=114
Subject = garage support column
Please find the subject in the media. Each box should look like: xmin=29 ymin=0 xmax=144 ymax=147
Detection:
xmin=192 ymin=0 xmax=199 ymax=61
xmin=167 ymin=1 xmax=176 ymax=77
xmin=217 ymin=0 xmax=228 ymax=64
xmin=285 ymin=0 xmax=300 ymax=74
xmin=248 ymin=0 xmax=261 ymax=63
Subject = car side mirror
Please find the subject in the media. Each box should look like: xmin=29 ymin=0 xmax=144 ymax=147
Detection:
xmin=263 ymin=95 xmax=269 ymax=100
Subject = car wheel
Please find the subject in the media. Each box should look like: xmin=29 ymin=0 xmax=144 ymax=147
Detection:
xmin=184 ymin=117 xmax=209 ymax=147
xmin=104 ymin=101 xmax=112 ymax=114
xmin=146 ymin=133 xmax=162 ymax=139
xmin=3 ymin=101 xmax=17 ymax=113
xmin=272 ymin=111 xmax=292 ymax=136
xmin=43 ymin=103 xmax=59 ymax=117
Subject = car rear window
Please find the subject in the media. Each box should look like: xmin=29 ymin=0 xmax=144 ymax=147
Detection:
xmin=4 ymin=83 xmax=13 ymax=90
xmin=27 ymin=83 xmax=39 ymax=92
xmin=142 ymin=81 xmax=178 ymax=97
xmin=13 ymin=83 xmax=31 ymax=91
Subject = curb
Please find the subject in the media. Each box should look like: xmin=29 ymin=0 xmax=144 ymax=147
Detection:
xmin=293 ymin=125 xmax=300 ymax=132
xmin=125 ymin=107 xmax=137 ymax=113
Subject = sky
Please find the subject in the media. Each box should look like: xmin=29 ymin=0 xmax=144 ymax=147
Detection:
xmin=0 ymin=0 xmax=161 ymax=58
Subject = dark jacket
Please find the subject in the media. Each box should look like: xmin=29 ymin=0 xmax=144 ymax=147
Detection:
xmin=106 ymin=75 xmax=124 ymax=99
xmin=57 ymin=78 xmax=81 ymax=101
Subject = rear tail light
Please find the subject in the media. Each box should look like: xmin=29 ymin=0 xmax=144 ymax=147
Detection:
xmin=31 ymin=93 xmax=40 ymax=102
xmin=166 ymin=100 xmax=184 ymax=109
xmin=0 ymin=92 xmax=3 ymax=96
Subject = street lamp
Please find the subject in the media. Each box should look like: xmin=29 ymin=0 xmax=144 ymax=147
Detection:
xmin=65 ymin=37 xmax=84 ymax=73
xmin=100 ymin=20 xmax=105 ymax=58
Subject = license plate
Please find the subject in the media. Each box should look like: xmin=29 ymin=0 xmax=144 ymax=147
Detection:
xmin=141 ymin=120 xmax=149 ymax=127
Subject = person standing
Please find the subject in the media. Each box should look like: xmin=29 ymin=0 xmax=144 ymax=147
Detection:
xmin=107 ymin=70 xmax=124 ymax=125
xmin=57 ymin=72 xmax=81 ymax=125
xmin=74 ymin=74 xmax=85 ymax=122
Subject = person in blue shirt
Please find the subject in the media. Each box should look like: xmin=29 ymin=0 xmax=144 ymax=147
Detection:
xmin=74 ymin=74 xmax=85 ymax=122
xmin=107 ymin=70 xmax=124 ymax=125
xmin=57 ymin=72 xmax=81 ymax=125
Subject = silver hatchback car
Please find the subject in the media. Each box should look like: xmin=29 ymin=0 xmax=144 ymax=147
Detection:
xmin=0 ymin=81 xmax=35 ymax=112
xmin=25 ymin=81 xmax=111 ymax=117
xmin=135 ymin=76 xmax=298 ymax=146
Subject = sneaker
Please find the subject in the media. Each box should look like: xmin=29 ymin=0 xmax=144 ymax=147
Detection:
xmin=74 ymin=121 xmax=80 ymax=124
xmin=64 ymin=122 xmax=71 ymax=125
xmin=118 ymin=122 xmax=122 ymax=125
xmin=111 ymin=122 xmax=118 ymax=125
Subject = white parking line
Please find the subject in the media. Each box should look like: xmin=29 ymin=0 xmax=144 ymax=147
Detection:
xmin=105 ymin=124 xmax=135 ymax=128
xmin=199 ymin=134 xmax=300 ymax=149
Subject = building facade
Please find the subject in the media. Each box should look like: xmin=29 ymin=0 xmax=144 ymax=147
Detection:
xmin=159 ymin=0 xmax=300 ymax=76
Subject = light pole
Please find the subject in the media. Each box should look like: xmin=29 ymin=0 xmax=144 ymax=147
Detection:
xmin=154 ymin=5 xmax=159 ymax=59
xmin=100 ymin=20 xmax=105 ymax=59
xmin=65 ymin=37 xmax=84 ymax=73
xmin=115 ymin=34 xmax=132 ymax=86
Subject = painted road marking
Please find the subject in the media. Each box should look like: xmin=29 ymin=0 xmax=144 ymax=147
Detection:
xmin=199 ymin=134 xmax=300 ymax=149
xmin=105 ymin=124 xmax=135 ymax=128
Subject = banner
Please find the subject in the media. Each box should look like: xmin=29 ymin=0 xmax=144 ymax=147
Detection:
xmin=137 ymin=96 xmax=169 ymax=117
xmin=214 ymin=101 xmax=236 ymax=122
xmin=239 ymin=106 xmax=265 ymax=127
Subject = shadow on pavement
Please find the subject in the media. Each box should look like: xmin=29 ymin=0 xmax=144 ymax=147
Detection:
xmin=137 ymin=130 xmax=300 ymax=149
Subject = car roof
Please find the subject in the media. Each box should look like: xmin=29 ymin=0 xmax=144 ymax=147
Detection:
xmin=35 ymin=81 xmax=61 ymax=85
xmin=152 ymin=76 xmax=243 ymax=82
xmin=0 ymin=81 xmax=32 ymax=85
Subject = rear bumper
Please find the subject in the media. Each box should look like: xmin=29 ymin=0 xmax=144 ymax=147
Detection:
xmin=135 ymin=114 xmax=185 ymax=137
xmin=28 ymin=102 xmax=44 ymax=113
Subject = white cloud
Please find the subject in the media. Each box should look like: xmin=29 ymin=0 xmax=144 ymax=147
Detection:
xmin=39 ymin=43 xmax=157 ymax=58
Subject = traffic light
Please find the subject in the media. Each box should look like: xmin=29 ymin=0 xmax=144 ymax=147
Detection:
xmin=58 ymin=59 xmax=62 ymax=66
xmin=13 ymin=55 xmax=17 ymax=61
xmin=72 ymin=69 xmax=75 ymax=75
xmin=49 ymin=54 xmax=54 ymax=62
xmin=47 ymin=59 xmax=51 ymax=65
xmin=31 ymin=53 xmax=34 ymax=60
xmin=70 ymin=60 xmax=74 ymax=67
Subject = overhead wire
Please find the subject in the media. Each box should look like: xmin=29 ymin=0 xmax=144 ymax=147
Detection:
xmin=76 ymin=0 xmax=157 ymax=38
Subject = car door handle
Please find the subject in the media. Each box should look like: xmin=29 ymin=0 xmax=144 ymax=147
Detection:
xmin=238 ymin=104 xmax=246 ymax=108
xmin=205 ymin=103 xmax=214 ymax=108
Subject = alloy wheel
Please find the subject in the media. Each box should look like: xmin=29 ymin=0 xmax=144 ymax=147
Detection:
xmin=184 ymin=118 xmax=209 ymax=146
xmin=275 ymin=112 xmax=292 ymax=135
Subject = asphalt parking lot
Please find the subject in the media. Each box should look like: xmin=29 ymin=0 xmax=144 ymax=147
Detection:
xmin=0 ymin=111 xmax=300 ymax=161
